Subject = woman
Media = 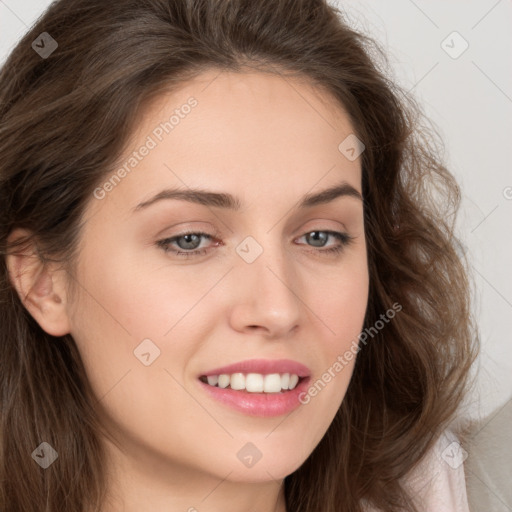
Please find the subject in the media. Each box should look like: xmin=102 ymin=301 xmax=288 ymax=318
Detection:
xmin=0 ymin=0 xmax=479 ymax=511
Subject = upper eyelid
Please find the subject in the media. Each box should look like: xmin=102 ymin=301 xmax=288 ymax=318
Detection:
xmin=165 ymin=228 xmax=348 ymax=238
xmin=163 ymin=220 xmax=350 ymax=238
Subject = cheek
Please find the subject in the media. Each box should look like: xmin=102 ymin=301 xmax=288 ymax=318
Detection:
xmin=305 ymin=260 xmax=369 ymax=404
xmin=314 ymin=262 xmax=369 ymax=346
xmin=67 ymin=251 xmax=216 ymax=395
xmin=71 ymin=246 xmax=202 ymax=342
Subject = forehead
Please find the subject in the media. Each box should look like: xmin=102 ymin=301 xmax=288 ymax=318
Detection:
xmin=143 ymin=67 xmax=351 ymax=128
xmin=87 ymin=69 xmax=362 ymax=219
xmin=131 ymin=67 xmax=357 ymax=159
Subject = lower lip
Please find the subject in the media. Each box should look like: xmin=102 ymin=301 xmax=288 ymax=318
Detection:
xmin=198 ymin=377 xmax=311 ymax=417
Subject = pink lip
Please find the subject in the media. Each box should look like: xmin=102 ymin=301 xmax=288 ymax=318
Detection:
xmin=199 ymin=358 xmax=311 ymax=378
xmin=197 ymin=375 xmax=311 ymax=417
xmin=197 ymin=358 xmax=312 ymax=417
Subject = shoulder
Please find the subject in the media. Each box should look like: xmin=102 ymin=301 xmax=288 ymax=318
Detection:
xmin=401 ymin=429 xmax=470 ymax=511
xmin=363 ymin=430 xmax=470 ymax=512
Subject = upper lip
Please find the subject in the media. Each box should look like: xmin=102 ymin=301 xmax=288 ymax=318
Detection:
xmin=199 ymin=358 xmax=311 ymax=378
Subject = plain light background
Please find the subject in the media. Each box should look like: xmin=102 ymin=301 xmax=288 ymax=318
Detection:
xmin=1 ymin=0 xmax=511 ymax=423
xmin=329 ymin=0 xmax=512 ymax=426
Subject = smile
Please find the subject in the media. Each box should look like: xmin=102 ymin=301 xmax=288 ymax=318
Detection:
xmin=199 ymin=372 xmax=302 ymax=393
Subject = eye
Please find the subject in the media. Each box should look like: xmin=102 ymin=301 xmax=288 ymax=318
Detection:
xmin=156 ymin=231 xmax=218 ymax=258
xmin=296 ymin=230 xmax=354 ymax=256
xmin=156 ymin=229 xmax=354 ymax=259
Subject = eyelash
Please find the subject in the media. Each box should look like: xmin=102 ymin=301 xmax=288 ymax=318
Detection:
xmin=156 ymin=229 xmax=354 ymax=259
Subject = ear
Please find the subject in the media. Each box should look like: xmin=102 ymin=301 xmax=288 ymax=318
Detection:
xmin=5 ymin=228 xmax=72 ymax=337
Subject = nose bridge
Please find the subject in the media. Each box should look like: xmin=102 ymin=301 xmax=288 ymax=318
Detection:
xmin=230 ymin=230 xmax=302 ymax=334
xmin=238 ymin=229 xmax=292 ymax=286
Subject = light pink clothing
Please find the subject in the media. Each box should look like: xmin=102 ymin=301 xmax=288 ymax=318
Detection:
xmin=364 ymin=430 xmax=470 ymax=511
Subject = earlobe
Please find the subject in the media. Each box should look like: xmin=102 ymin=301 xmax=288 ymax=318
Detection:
xmin=6 ymin=229 xmax=71 ymax=337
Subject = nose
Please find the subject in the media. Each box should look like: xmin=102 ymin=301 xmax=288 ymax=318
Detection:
xmin=228 ymin=240 xmax=302 ymax=339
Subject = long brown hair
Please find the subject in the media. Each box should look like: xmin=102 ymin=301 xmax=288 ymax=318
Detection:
xmin=0 ymin=0 xmax=479 ymax=511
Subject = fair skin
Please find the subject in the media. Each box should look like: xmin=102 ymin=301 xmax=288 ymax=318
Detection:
xmin=7 ymin=69 xmax=369 ymax=512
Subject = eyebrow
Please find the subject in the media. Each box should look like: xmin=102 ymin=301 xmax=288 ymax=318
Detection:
xmin=132 ymin=180 xmax=362 ymax=213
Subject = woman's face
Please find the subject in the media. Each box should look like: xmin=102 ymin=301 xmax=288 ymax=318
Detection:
xmin=67 ymin=69 xmax=368 ymax=485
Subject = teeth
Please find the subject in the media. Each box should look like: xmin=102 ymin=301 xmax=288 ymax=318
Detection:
xmin=206 ymin=375 xmax=219 ymax=386
xmin=230 ymin=372 xmax=245 ymax=390
xmin=201 ymin=372 xmax=302 ymax=393
xmin=289 ymin=374 xmax=299 ymax=389
xmin=218 ymin=374 xmax=230 ymax=388
xmin=246 ymin=373 xmax=263 ymax=392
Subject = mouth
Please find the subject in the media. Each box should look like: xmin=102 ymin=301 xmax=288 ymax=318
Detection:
xmin=198 ymin=373 xmax=309 ymax=394
xmin=197 ymin=372 xmax=312 ymax=417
